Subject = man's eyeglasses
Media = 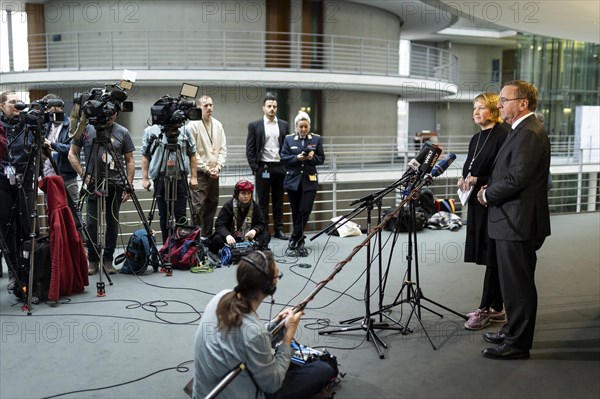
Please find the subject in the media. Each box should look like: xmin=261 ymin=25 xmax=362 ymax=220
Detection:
xmin=499 ymin=97 xmax=525 ymax=104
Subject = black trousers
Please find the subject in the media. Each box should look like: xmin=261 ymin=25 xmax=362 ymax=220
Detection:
xmin=255 ymin=163 xmax=286 ymax=231
xmin=0 ymin=176 xmax=36 ymax=275
xmin=496 ymin=239 xmax=538 ymax=350
xmin=287 ymin=185 xmax=317 ymax=243
xmin=267 ymin=360 xmax=334 ymax=399
xmin=478 ymin=265 xmax=503 ymax=311
xmin=154 ymin=177 xmax=188 ymax=244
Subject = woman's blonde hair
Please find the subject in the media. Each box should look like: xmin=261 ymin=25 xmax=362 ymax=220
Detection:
xmin=474 ymin=92 xmax=503 ymax=124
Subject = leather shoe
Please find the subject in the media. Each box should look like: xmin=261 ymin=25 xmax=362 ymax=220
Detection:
xmin=482 ymin=343 xmax=530 ymax=360
xmin=483 ymin=331 xmax=506 ymax=344
xmin=274 ymin=230 xmax=289 ymax=240
xmin=288 ymin=239 xmax=297 ymax=250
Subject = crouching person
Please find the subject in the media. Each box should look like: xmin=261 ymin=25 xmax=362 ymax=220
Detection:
xmin=207 ymin=180 xmax=270 ymax=256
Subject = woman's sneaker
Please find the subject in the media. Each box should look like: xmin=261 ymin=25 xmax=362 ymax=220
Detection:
xmin=488 ymin=308 xmax=506 ymax=322
xmin=464 ymin=309 xmax=491 ymax=330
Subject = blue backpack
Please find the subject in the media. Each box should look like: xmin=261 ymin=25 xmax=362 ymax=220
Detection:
xmin=118 ymin=229 xmax=158 ymax=274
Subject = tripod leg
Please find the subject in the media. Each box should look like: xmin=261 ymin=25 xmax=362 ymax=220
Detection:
xmin=100 ymin=137 xmax=166 ymax=272
xmin=367 ymin=327 xmax=386 ymax=359
xmin=420 ymin=294 xmax=468 ymax=320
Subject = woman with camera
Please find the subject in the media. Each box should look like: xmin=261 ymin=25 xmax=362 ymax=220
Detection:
xmin=280 ymin=111 xmax=325 ymax=255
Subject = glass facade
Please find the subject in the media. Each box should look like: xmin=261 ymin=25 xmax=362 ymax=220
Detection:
xmin=516 ymin=34 xmax=600 ymax=141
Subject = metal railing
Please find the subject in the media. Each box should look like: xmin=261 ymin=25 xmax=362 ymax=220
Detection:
xmin=19 ymin=30 xmax=458 ymax=81
xmin=210 ymin=134 xmax=592 ymax=173
xmin=36 ymin=140 xmax=599 ymax=242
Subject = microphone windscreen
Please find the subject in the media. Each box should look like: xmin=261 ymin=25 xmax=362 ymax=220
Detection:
xmin=431 ymin=153 xmax=457 ymax=177
xmin=110 ymin=89 xmax=128 ymax=102
xmin=418 ymin=144 xmax=443 ymax=174
xmin=46 ymin=99 xmax=65 ymax=108
xmin=14 ymin=102 xmax=27 ymax=111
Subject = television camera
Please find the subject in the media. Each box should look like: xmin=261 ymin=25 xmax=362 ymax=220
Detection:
xmin=15 ymin=99 xmax=65 ymax=126
xmin=73 ymin=81 xmax=133 ymax=131
xmin=150 ymin=83 xmax=201 ymax=140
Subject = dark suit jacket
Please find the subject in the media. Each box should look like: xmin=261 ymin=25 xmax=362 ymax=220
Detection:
xmin=246 ymin=118 xmax=290 ymax=174
xmin=280 ymin=133 xmax=325 ymax=192
xmin=486 ymin=114 xmax=551 ymax=243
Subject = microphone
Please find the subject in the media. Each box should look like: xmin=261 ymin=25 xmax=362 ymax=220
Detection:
xmin=110 ymin=89 xmax=128 ymax=102
xmin=403 ymin=141 xmax=440 ymax=177
xmin=430 ymin=153 xmax=457 ymax=178
xmin=45 ymin=98 xmax=65 ymax=108
xmin=14 ymin=102 xmax=27 ymax=111
xmin=14 ymin=99 xmax=64 ymax=111
xmin=418 ymin=143 xmax=443 ymax=175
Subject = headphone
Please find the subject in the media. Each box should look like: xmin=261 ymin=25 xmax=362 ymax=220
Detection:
xmin=241 ymin=250 xmax=276 ymax=296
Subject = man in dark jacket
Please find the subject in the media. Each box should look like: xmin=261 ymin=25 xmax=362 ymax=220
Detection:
xmin=246 ymin=95 xmax=289 ymax=240
xmin=477 ymin=80 xmax=551 ymax=360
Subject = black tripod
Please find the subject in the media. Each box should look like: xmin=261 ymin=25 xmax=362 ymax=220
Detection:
xmin=376 ymin=180 xmax=467 ymax=350
xmin=314 ymin=175 xmax=416 ymax=358
xmin=78 ymin=122 xmax=162 ymax=294
xmin=2 ymin=113 xmax=88 ymax=313
xmin=145 ymin=125 xmax=198 ymax=275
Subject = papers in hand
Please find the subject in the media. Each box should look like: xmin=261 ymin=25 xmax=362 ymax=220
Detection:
xmin=457 ymin=186 xmax=473 ymax=206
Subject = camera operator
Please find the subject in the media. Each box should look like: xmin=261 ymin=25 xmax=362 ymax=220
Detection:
xmin=0 ymin=124 xmax=6 ymax=159
xmin=0 ymin=91 xmax=36 ymax=286
xmin=68 ymin=112 xmax=135 ymax=275
xmin=207 ymin=180 xmax=270 ymax=257
xmin=141 ymin=123 xmax=198 ymax=244
xmin=187 ymin=95 xmax=227 ymax=237
xmin=40 ymin=94 xmax=79 ymax=204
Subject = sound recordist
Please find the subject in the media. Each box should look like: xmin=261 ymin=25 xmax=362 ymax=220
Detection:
xmin=206 ymin=180 xmax=270 ymax=257
xmin=193 ymin=250 xmax=335 ymax=398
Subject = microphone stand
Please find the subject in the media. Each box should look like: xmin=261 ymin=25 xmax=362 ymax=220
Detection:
xmin=375 ymin=173 xmax=468 ymax=350
xmin=199 ymin=176 xmax=421 ymax=398
xmin=311 ymin=172 xmax=422 ymax=358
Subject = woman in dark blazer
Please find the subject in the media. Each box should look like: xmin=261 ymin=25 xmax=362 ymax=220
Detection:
xmin=280 ymin=111 xmax=325 ymax=254
xmin=458 ymin=92 xmax=510 ymax=330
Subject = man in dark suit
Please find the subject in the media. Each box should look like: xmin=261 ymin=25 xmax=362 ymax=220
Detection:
xmin=246 ymin=95 xmax=290 ymax=240
xmin=477 ymin=80 xmax=551 ymax=359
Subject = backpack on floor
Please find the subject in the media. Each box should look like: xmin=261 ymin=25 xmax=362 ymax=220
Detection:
xmin=13 ymin=236 xmax=52 ymax=303
xmin=117 ymin=229 xmax=158 ymax=274
xmin=159 ymin=226 xmax=205 ymax=270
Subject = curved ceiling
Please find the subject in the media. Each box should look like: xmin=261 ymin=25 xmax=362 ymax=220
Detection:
xmin=350 ymin=0 xmax=600 ymax=44
xmin=437 ymin=0 xmax=599 ymax=44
